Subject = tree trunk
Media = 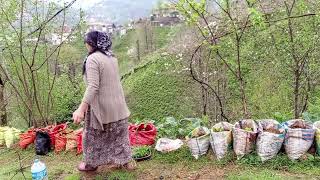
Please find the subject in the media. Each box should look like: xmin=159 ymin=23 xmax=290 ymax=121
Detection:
xmin=68 ymin=63 xmax=76 ymax=81
xmin=294 ymin=69 xmax=300 ymax=119
xmin=145 ymin=24 xmax=149 ymax=51
xmin=136 ymin=40 xmax=141 ymax=63
xmin=236 ymin=37 xmax=249 ymax=118
xmin=0 ymin=77 xmax=7 ymax=125
xmin=239 ymin=78 xmax=249 ymax=118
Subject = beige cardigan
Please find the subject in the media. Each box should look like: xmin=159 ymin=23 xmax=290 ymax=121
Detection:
xmin=82 ymin=51 xmax=130 ymax=130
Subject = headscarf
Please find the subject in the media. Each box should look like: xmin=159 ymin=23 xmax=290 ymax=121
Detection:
xmin=83 ymin=31 xmax=113 ymax=74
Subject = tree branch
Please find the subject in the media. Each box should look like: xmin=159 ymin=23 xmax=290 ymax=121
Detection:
xmin=190 ymin=43 xmax=229 ymax=121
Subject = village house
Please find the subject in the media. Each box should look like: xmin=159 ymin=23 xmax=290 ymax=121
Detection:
xmin=150 ymin=4 xmax=183 ymax=27
xmin=51 ymin=25 xmax=73 ymax=45
xmin=86 ymin=18 xmax=116 ymax=34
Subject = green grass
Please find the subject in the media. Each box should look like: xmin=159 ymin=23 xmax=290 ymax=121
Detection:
xmin=227 ymin=169 xmax=284 ymax=180
xmin=113 ymin=26 xmax=178 ymax=75
xmin=1 ymin=146 xmax=320 ymax=179
xmin=122 ymin=54 xmax=198 ymax=120
xmin=0 ymin=147 xmax=81 ymax=180
xmin=236 ymin=152 xmax=320 ymax=176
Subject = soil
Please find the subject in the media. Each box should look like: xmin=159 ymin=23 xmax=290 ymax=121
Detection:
xmin=136 ymin=163 xmax=233 ymax=180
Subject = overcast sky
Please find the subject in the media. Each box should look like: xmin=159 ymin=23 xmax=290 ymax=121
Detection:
xmin=76 ymin=0 xmax=103 ymax=8
xmin=53 ymin=0 xmax=103 ymax=9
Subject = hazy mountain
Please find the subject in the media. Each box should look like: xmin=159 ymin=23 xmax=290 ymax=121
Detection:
xmin=85 ymin=0 xmax=161 ymax=24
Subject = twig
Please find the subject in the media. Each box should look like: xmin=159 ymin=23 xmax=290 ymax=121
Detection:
xmin=189 ymin=43 xmax=229 ymax=121
xmin=1 ymin=0 xmax=78 ymax=52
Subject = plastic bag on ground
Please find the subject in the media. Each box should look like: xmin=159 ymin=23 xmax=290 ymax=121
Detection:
xmin=233 ymin=119 xmax=262 ymax=160
xmin=19 ymin=130 xmax=36 ymax=149
xmin=210 ymin=122 xmax=234 ymax=160
xmin=314 ymin=121 xmax=320 ymax=155
xmin=186 ymin=127 xmax=210 ymax=159
xmin=35 ymin=131 xmax=51 ymax=155
xmin=129 ymin=123 xmax=157 ymax=146
xmin=257 ymin=119 xmax=285 ymax=162
xmin=4 ymin=127 xmax=14 ymax=148
xmin=155 ymin=138 xmax=183 ymax=153
xmin=283 ymin=119 xmax=315 ymax=160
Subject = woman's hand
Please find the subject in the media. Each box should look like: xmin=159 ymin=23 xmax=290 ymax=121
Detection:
xmin=73 ymin=108 xmax=85 ymax=124
xmin=73 ymin=102 xmax=89 ymax=124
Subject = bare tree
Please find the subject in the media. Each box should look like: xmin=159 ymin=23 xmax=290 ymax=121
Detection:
xmin=175 ymin=0 xmax=255 ymax=118
xmin=0 ymin=0 xmax=80 ymax=127
xmin=0 ymin=76 xmax=6 ymax=125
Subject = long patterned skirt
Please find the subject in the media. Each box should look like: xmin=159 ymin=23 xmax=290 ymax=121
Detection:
xmin=83 ymin=110 xmax=132 ymax=168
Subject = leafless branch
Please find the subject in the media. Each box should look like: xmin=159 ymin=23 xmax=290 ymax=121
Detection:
xmin=190 ymin=43 xmax=229 ymax=121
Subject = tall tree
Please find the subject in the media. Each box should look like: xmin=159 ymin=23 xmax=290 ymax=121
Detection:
xmin=0 ymin=76 xmax=6 ymax=125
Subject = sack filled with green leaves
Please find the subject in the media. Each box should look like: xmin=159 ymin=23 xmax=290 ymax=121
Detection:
xmin=314 ymin=121 xmax=320 ymax=155
xmin=4 ymin=127 xmax=15 ymax=148
xmin=233 ymin=119 xmax=262 ymax=159
xmin=12 ymin=128 xmax=21 ymax=141
xmin=283 ymin=119 xmax=315 ymax=160
xmin=186 ymin=126 xmax=210 ymax=159
xmin=257 ymin=119 xmax=285 ymax=162
xmin=210 ymin=122 xmax=234 ymax=160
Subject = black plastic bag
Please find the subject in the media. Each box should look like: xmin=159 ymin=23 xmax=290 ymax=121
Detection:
xmin=35 ymin=131 xmax=51 ymax=155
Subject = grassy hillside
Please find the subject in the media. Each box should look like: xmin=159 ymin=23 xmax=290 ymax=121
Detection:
xmin=113 ymin=26 xmax=178 ymax=75
xmin=122 ymin=53 xmax=199 ymax=121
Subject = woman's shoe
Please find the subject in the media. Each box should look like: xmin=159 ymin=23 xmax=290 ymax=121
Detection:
xmin=121 ymin=161 xmax=137 ymax=171
xmin=77 ymin=161 xmax=98 ymax=172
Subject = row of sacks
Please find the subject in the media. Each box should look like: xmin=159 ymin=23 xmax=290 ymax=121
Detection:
xmin=0 ymin=127 xmax=21 ymax=148
xmin=186 ymin=119 xmax=318 ymax=161
xmin=18 ymin=123 xmax=83 ymax=155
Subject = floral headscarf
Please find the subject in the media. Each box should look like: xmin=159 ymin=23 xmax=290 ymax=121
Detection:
xmin=83 ymin=31 xmax=113 ymax=74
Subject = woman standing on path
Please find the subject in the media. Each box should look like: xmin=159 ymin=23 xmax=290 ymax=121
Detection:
xmin=73 ymin=31 xmax=134 ymax=172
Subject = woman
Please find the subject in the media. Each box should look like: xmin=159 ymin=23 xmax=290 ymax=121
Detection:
xmin=73 ymin=31 xmax=134 ymax=172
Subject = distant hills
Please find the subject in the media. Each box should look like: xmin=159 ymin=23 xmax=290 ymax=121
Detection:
xmin=85 ymin=0 xmax=161 ymax=24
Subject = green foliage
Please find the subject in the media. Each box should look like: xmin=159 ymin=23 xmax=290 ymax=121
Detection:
xmin=156 ymin=117 xmax=203 ymax=139
xmin=305 ymin=91 xmax=320 ymax=122
xmin=0 ymin=0 xmax=86 ymax=127
xmin=123 ymin=53 xmax=197 ymax=121
xmin=176 ymin=0 xmax=207 ymax=25
xmin=51 ymin=75 xmax=85 ymax=123
xmin=114 ymin=26 xmax=175 ymax=74
xmin=102 ymin=171 xmax=136 ymax=180
xmin=153 ymin=27 xmax=174 ymax=49
xmin=152 ymin=146 xmax=210 ymax=164
xmin=227 ymin=169 xmax=284 ymax=180
xmin=113 ymin=29 xmax=137 ymax=73
xmin=237 ymin=152 xmax=320 ymax=175
xmin=249 ymin=8 xmax=266 ymax=29
xmin=273 ymin=112 xmax=293 ymax=123
xmin=303 ymin=112 xmax=320 ymax=123
xmin=132 ymin=146 xmax=151 ymax=159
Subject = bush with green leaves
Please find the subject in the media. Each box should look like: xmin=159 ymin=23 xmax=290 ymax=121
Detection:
xmin=156 ymin=117 xmax=205 ymax=139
